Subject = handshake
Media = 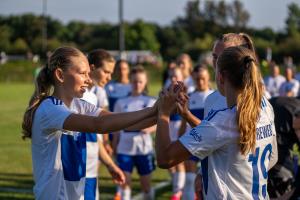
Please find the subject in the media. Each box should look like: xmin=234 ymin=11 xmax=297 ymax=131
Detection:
xmin=157 ymin=81 xmax=189 ymax=117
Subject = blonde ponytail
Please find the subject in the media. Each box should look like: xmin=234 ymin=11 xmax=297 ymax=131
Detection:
xmin=217 ymin=46 xmax=263 ymax=155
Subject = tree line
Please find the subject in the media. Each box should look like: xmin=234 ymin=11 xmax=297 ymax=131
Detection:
xmin=0 ymin=0 xmax=300 ymax=63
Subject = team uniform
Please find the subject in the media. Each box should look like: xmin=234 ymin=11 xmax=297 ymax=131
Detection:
xmin=264 ymin=75 xmax=286 ymax=97
xmin=82 ymin=89 xmax=102 ymax=200
xmin=279 ymin=79 xmax=300 ymax=97
xmin=179 ymin=97 xmax=278 ymax=199
xmin=105 ymin=81 xmax=132 ymax=111
xmin=31 ymin=96 xmax=101 ymax=200
xmin=204 ymin=91 xmax=227 ymax=117
xmin=91 ymin=85 xmax=109 ymax=109
xmin=113 ymin=95 xmax=156 ymax=176
xmin=186 ymin=89 xmax=214 ymax=161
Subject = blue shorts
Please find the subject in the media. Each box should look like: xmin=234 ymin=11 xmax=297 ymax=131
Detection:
xmin=117 ymin=154 xmax=156 ymax=176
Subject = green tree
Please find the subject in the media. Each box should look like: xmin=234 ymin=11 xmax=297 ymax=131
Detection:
xmin=286 ymin=3 xmax=300 ymax=36
xmin=125 ymin=20 xmax=160 ymax=52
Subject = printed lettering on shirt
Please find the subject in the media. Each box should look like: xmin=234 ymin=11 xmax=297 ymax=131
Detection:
xmin=256 ymin=123 xmax=273 ymax=141
xmin=190 ymin=128 xmax=202 ymax=142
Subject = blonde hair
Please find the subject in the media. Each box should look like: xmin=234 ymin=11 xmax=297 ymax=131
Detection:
xmin=217 ymin=46 xmax=263 ymax=155
xmin=22 ymin=47 xmax=85 ymax=139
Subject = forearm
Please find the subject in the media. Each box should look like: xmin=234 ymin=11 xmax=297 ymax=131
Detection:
xmin=182 ymin=111 xmax=201 ymax=128
xmin=98 ymin=141 xmax=116 ymax=168
xmin=156 ymin=114 xmax=173 ymax=168
xmin=125 ymin=115 xmax=157 ymax=131
xmin=96 ymin=107 xmax=156 ymax=133
xmin=178 ymin=119 xmax=187 ymax=137
xmin=156 ymin=114 xmax=190 ymax=168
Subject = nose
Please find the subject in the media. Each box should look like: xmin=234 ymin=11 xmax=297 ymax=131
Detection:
xmin=86 ymin=74 xmax=92 ymax=85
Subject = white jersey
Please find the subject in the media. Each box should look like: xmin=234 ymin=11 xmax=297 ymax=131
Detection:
xmin=81 ymin=89 xmax=102 ymax=200
xmin=91 ymin=85 xmax=109 ymax=108
xmin=179 ymin=97 xmax=278 ymax=199
xmin=264 ymin=75 xmax=286 ymax=97
xmin=114 ymin=95 xmax=156 ymax=155
xmin=105 ymin=81 xmax=132 ymax=111
xmin=185 ymin=90 xmax=214 ymax=132
xmin=204 ymin=90 xmax=227 ymax=118
xmin=279 ymin=79 xmax=300 ymax=97
xmin=31 ymin=97 xmax=101 ymax=200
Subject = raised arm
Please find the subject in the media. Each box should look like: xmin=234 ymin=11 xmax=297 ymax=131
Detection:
xmin=155 ymin=86 xmax=191 ymax=169
xmin=63 ymin=105 xmax=157 ymax=134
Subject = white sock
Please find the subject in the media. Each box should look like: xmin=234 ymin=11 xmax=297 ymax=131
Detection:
xmin=121 ymin=188 xmax=131 ymax=200
xmin=173 ymin=172 xmax=185 ymax=194
xmin=183 ymin=172 xmax=196 ymax=200
xmin=143 ymin=188 xmax=155 ymax=200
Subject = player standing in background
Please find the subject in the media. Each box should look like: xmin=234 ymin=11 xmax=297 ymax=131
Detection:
xmin=82 ymin=49 xmax=125 ymax=200
xmin=279 ymin=66 xmax=299 ymax=97
xmin=164 ymin=54 xmax=195 ymax=94
xmin=88 ymin=49 xmax=115 ymax=156
xmin=178 ymin=64 xmax=213 ymax=200
xmin=264 ymin=62 xmax=286 ymax=98
xmin=113 ymin=66 xmax=157 ymax=200
xmin=155 ymin=46 xmax=278 ymax=199
xmin=105 ymin=59 xmax=132 ymax=112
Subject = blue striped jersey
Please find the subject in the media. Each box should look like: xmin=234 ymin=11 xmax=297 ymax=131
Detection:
xmin=31 ymin=97 xmax=101 ymax=200
xmin=105 ymin=81 xmax=132 ymax=111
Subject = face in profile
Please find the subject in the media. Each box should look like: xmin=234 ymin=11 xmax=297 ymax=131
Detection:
xmin=61 ymin=55 xmax=91 ymax=98
xmin=117 ymin=61 xmax=130 ymax=80
xmin=92 ymin=61 xmax=115 ymax=87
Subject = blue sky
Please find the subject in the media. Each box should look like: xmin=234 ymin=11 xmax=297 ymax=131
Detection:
xmin=1 ymin=0 xmax=299 ymax=31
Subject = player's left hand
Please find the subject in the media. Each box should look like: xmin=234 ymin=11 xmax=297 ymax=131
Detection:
xmin=107 ymin=164 xmax=126 ymax=185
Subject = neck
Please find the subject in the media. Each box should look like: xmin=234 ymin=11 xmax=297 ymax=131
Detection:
xmin=131 ymin=91 xmax=142 ymax=96
xmin=225 ymin=85 xmax=239 ymax=107
xmin=52 ymin=89 xmax=73 ymax=107
xmin=118 ymin=77 xmax=129 ymax=84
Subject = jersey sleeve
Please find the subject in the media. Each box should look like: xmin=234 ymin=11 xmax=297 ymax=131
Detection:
xmin=80 ymin=99 xmax=102 ymax=117
xmin=39 ymin=100 xmax=72 ymax=132
xmin=113 ymin=99 xmax=122 ymax=112
xmin=179 ymin=119 xmax=236 ymax=160
xmin=147 ymin=97 xmax=156 ymax=107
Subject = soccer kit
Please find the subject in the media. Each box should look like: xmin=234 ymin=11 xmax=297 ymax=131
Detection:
xmin=179 ymin=97 xmax=278 ymax=199
xmin=114 ymin=95 xmax=156 ymax=175
xmin=264 ymin=75 xmax=286 ymax=97
xmin=82 ymin=89 xmax=103 ymax=200
xmin=31 ymin=97 xmax=101 ymax=200
xmin=279 ymin=79 xmax=300 ymax=97
xmin=91 ymin=85 xmax=109 ymax=109
xmin=105 ymin=81 xmax=132 ymax=111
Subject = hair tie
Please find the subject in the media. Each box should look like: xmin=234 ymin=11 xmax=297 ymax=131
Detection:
xmin=243 ymin=56 xmax=254 ymax=69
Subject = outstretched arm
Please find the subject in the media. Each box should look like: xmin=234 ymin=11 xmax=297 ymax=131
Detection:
xmin=155 ymin=85 xmax=191 ymax=169
xmin=63 ymin=104 xmax=157 ymax=134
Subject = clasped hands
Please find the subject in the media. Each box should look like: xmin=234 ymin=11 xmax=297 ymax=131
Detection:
xmin=157 ymin=81 xmax=189 ymax=117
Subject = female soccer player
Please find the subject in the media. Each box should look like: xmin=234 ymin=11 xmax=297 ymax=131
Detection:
xmin=155 ymin=46 xmax=278 ymax=199
xmin=113 ymin=66 xmax=156 ymax=200
xmin=22 ymin=47 xmax=157 ymax=200
xmin=178 ymin=64 xmax=213 ymax=200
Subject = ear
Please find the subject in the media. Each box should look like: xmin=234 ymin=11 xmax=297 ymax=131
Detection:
xmin=54 ymin=68 xmax=64 ymax=83
xmin=90 ymin=64 xmax=95 ymax=71
xmin=217 ymin=71 xmax=225 ymax=85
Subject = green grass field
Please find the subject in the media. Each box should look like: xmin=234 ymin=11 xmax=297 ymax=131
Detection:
xmin=0 ymin=82 xmax=174 ymax=199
